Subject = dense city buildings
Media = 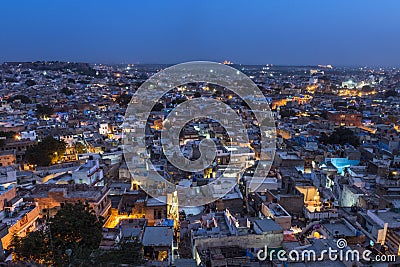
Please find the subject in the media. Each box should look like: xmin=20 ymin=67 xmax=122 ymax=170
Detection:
xmin=0 ymin=61 xmax=400 ymax=266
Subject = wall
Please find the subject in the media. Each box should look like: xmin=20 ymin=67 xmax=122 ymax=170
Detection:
xmin=0 ymin=154 xmax=16 ymax=167
xmin=278 ymin=194 xmax=304 ymax=217
xmin=0 ymin=206 xmax=40 ymax=249
xmin=193 ymin=232 xmax=283 ymax=253
xmin=0 ymin=187 xmax=17 ymax=211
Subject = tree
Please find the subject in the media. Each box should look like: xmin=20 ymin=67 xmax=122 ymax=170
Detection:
xmin=75 ymin=142 xmax=86 ymax=154
xmin=115 ymin=93 xmax=131 ymax=107
xmin=25 ymin=136 xmax=66 ymax=166
xmin=67 ymin=78 xmax=76 ymax=84
xmin=0 ymin=131 xmax=16 ymax=147
xmin=61 ymin=87 xmax=73 ymax=96
xmin=171 ymin=98 xmax=186 ymax=106
xmin=25 ymin=79 xmax=36 ymax=87
xmin=319 ymin=127 xmax=359 ymax=147
xmin=152 ymin=102 xmax=165 ymax=112
xmin=361 ymin=85 xmax=373 ymax=92
xmin=50 ymin=202 xmax=103 ymax=265
xmin=279 ymin=107 xmax=296 ymax=118
xmin=384 ymin=89 xmax=398 ymax=98
xmin=11 ymin=230 xmax=52 ymax=265
xmin=7 ymin=94 xmax=32 ymax=104
xmin=194 ymin=91 xmax=202 ymax=98
xmin=11 ymin=202 xmax=103 ymax=266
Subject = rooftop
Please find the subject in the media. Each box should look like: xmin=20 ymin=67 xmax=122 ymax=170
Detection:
xmin=253 ymin=218 xmax=283 ymax=233
xmin=27 ymin=184 xmax=109 ymax=201
xmin=321 ymin=220 xmax=356 ymax=237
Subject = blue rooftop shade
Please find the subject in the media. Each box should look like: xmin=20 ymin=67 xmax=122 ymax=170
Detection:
xmin=325 ymin=157 xmax=360 ymax=175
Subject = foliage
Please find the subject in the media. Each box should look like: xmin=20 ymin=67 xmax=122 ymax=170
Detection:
xmin=61 ymin=87 xmax=74 ymax=96
xmin=279 ymin=107 xmax=296 ymax=118
xmin=152 ymin=102 xmax=165 ymax=111
xmin=5 ymin=77 xmax=18 ymax=83
xmin=25 ymin=136 xmax=66 ymax=166
xmin=361 ymin=85 xmax=373 ymax=92
xmin=11 ymin=230 xmax=52 ymax=265
xmin=194 ymin=91 xmax=202 ymax=98
xmin=36 ymin=104 xmax=54 ymax=118
xmin=7 ymin=94 xmax=32 ymax=104
xmin=212 ymin=90 xmax=222 ymax=97
xmin=11 ymin=202 xmax=103 ymax=267
xmin=171 ymin=98 xmax=186 ymax=106
xmin=0 ymin=131 xmax=17 ymax=147
xmin=25 ymin=79 xmax=36 ymax=86
xmin=74 ymin=142 xmax=86 ymax=154
xmin=0 ymin=131 xmax=16 ymax=139
xmin=384 ymin=89 xmax=398 ymax=98
xmin=319 ymin=127 xmax=359 ymax=147
xmin=115 ymin=93 xmax=131 ymax=107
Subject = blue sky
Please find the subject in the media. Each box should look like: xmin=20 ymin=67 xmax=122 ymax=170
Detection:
xmin=1 ymin=0 xmax=399 ymax=66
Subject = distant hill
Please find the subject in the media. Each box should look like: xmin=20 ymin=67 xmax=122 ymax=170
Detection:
xmin=2 ymin=61 xmax=97 ymax=76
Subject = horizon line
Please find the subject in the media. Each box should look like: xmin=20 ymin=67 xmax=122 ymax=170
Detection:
xmin=1 ymin=60 xmax=398 ymax=69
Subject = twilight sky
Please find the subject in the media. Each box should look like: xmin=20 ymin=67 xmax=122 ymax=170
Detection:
xmin=1 ymin=0 xmax=399 ymax=66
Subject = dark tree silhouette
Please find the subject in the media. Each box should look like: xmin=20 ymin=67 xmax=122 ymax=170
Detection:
xmin=25 ymin=136 xmax=66 ymax=166
xmin=36 ymin=104 xmax=54 ymax=118
xmin=319 ymin=127 xmax=359 ymax=147
xmin=11 ymin=202 xmax=103 ymax=266
xmin=25 ymin=79 xmax=36 ymax=86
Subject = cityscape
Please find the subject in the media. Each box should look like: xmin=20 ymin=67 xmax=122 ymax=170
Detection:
xmin=1 ymin=1 xmax=400 ymax=266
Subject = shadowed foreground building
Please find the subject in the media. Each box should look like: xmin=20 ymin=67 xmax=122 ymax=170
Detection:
xmin=23 ymin=184 xmax=111 ymax=218
xmin=192 ymin=209 xmax=284 ymax=266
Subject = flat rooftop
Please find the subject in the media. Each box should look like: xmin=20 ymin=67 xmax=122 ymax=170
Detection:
xmin=368 ymin=209 xmax=400 ymax=228
xmin=254 ymin=218 xmax=283 ymax=233
xmin=27 ymin=184 xmax=108 ymax=200
xmin=322 ymin=220 xmax=355 ymax=237
xmin=146 ymin=196 xmax=167 ymax=207
xmin=265 ymin=203 xmax=291 ymax=217
xmin=1 ymin=202 xmax=37 ymax=226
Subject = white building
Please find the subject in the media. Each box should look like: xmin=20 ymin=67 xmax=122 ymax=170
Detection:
xmin=21 ymin=130 xmax=37 ymax=141
xmin=99 ymin=123 xmax=111 ymax=136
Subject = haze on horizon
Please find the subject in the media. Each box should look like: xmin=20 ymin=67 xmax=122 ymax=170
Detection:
xmin=1 ymin=0 xmax=399 ymax=67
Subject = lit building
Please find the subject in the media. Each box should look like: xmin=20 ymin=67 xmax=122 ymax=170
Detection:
xmin=296 ymin=185 xmax=338 ymax=220
xmin=0 ymin=187 xmax=40 ymax=250
xmin=0 ymin=151 xmax=16 ymax=167
xmin=25 ymin=184 xmax=111 ymax=218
